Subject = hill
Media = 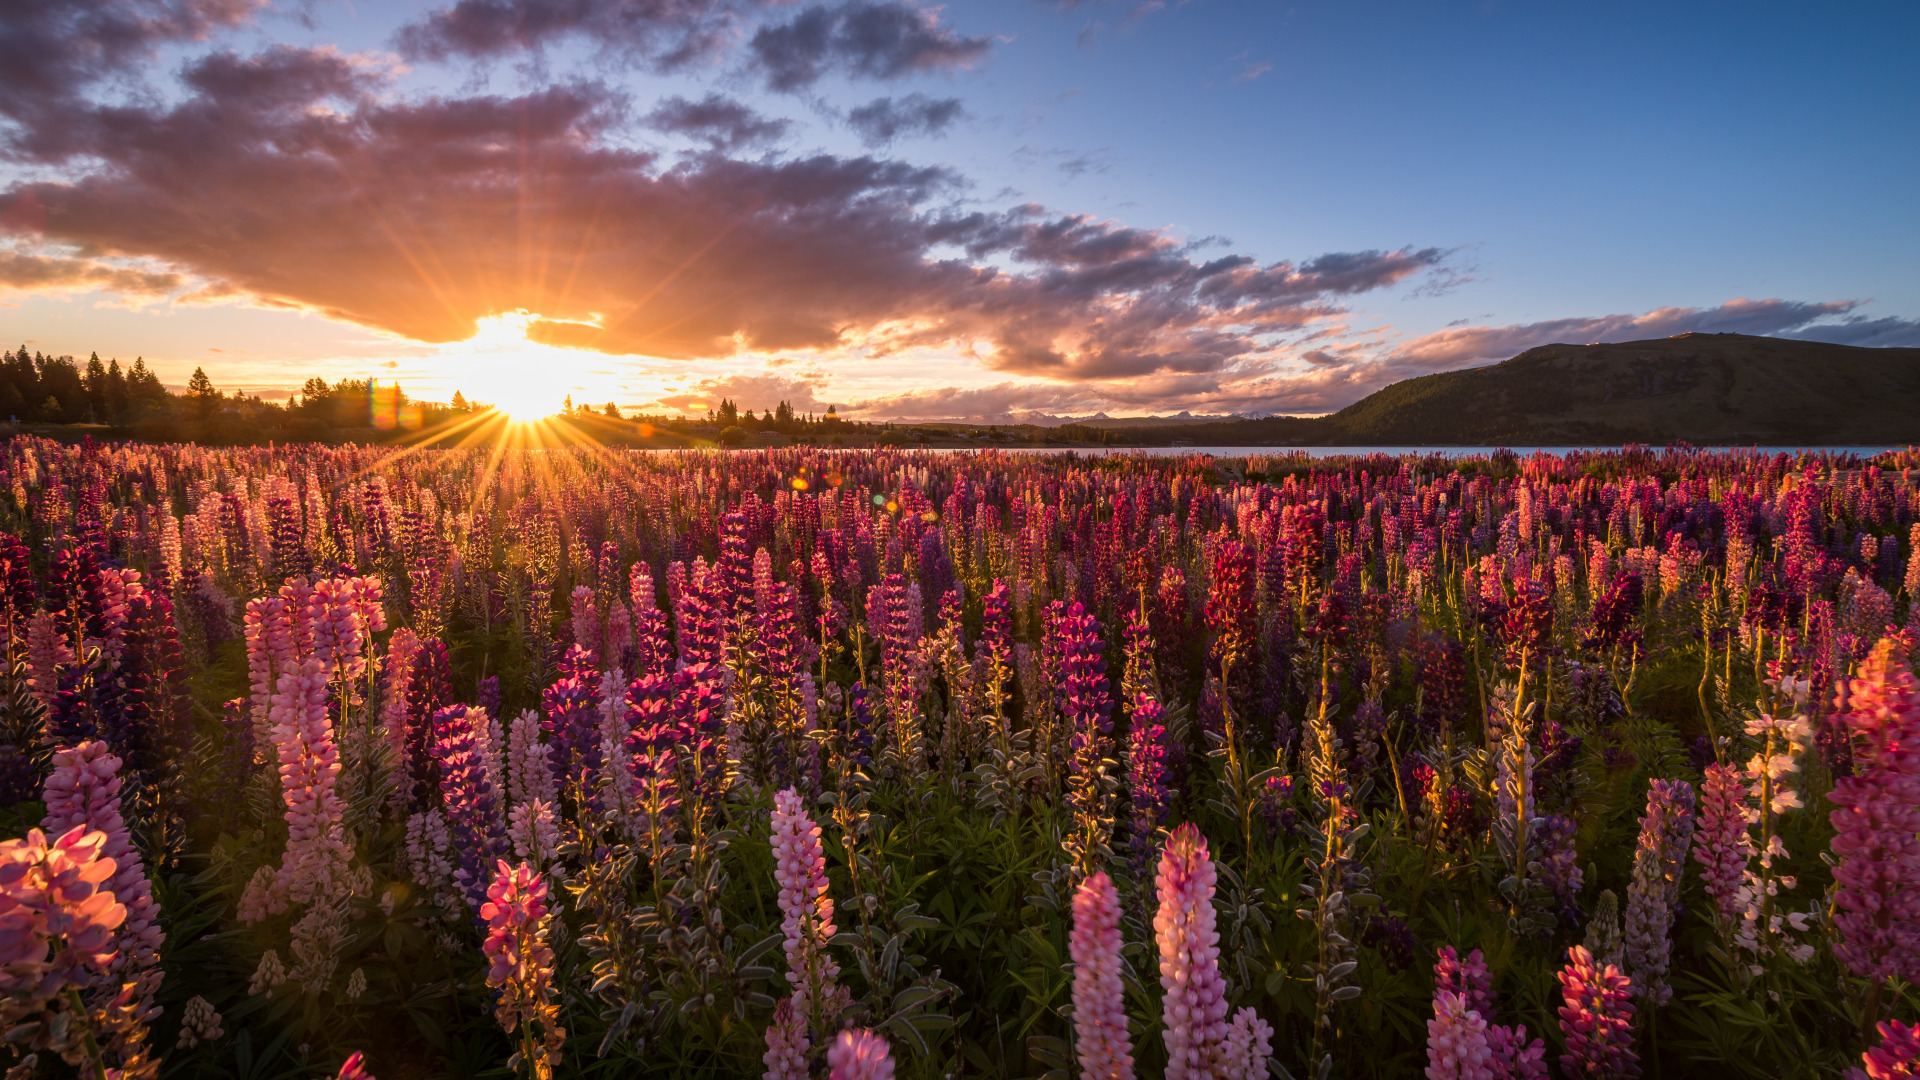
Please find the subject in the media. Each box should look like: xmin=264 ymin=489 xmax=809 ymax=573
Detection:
xmin=1119 ymin=333 xmax=1920 ymax=446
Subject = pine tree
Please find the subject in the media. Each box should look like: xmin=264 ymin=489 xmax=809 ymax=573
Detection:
xmin=186 ymin=366 xmax=219 ymax=420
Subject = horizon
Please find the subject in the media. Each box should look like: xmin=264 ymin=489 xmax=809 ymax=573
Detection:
xmin=1 ymin=1 xmax=1916 ymax=424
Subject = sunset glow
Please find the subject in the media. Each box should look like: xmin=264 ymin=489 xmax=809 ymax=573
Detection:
xmin=441 ymin=312 xmax=630 ymax=421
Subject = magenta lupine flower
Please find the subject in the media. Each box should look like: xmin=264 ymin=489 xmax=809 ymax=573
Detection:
xmin=1155 ymin=823 xmax=1230 ymax=1080
xmin=480 ymin=859 xmax=564 ymax=1074
xmin=0 ymin=826 xmax=126 ymax=1003
xmin=827 ymin=1028 xmax=894 ymax=1080
xmin=1829 ymin=638 xmax=1920 ymax=982
xmin=1070 ymin=871 xmax=1134 ymax=1080
xmin=1059 ymin=602 xmax=1115 ymax=872
xmin=1623 ymin=780 xmax=1695 ymax=1004
xmin=1692 ymin=763 xmax=1748 ymax=922
xmin=1849 ymin=1018 xmax=1920 ymax=1080
xmin=335 ymin=1051 xmax=377 ymax=1080
xmin=1426 ymin=991 xmax=1495 ymax=1080
xmin=1555 ymin=945 xmax=1638 ymax=1079
xmin=41 ymin=742 xmax=161 ymax=974
xmin=768 ymin=787 xmax=839 ymax=1015
xmin=433 ymin=704 xmax=510 ymax=913
xmin=1434 ymin=946 xmax=1495 ymax=1021
xmin=1485 ymin=1021 xmax=1550 ymax=1080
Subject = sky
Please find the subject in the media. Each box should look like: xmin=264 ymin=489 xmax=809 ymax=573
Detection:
xmin=0 ymin=0 xmax=1916 ymax=422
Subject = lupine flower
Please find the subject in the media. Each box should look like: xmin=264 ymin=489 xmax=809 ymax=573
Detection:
xmin=1692 ymin=763 xmax=1747 ymax=922
xmin=768 ymin=787 xmax=839 ymax=1017
xmin=1622 ymin=780 xmax=1695 ymax=1003
xmin=336 ymin=1051 xmax=377 ymax=1080
xmin=1829 ymin=638 xmax=1920 ymax=983
xmin=1555 ymin=945 xmax=1638 ymax=1079
xmin=1849 ymin=1018 xmax=1920 ymax=1080
xmin=507 ymin=709 xmax=558 ymax=807
xmin=175 ymin=994 xmax=224 ymax=1049
xmin=1070 ymin=871 xmax=1133 ymax=1080
xmin=41 ymin=742 xmax=161 ymax=975
xmin=762 ymin=996 xmax=809 ymax=1080
xmin=1058 ymin=602 xmax=1115 ymax=876
xmin=1434 ymin=946 xmax=1495 ymax=1020
xmin=1426 ymin=991 xmax=1495 ymax=1080
xmin=1155 ymin=822 xmax=1233 ymax=1080
xmin=540 ymin=646 xmax=604 ymax=794
xmin=827 ymin=1028 xmax=894 ymax=1080
xmin=381 ymin=628 xmax=422 ymax=806
xmin=241 ymin=658 xmax=350 ymax=923
xmin=0 ymin=825 xmax=125 ymax=1003
xmin=433 ymin=704 xmax=510 ymax=913
xmin=480 ymin=860 xmax=564 ymax=1079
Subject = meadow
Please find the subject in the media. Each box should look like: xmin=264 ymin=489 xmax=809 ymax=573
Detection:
xmin=1 ymin=436 xmax=1917 ymax=1080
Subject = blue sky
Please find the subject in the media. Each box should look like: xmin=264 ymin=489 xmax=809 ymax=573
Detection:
xmin=1 ymin=0 xmax=1914 ymax=419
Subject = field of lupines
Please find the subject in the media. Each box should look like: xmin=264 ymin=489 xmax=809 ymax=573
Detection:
xmin=7 ymin=437 xmax=1920 ymax=1079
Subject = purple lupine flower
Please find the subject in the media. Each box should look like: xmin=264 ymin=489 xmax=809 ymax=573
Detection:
xmin=1692 ymin=763 xmax=1747 ymax=923
xmin=1126 ymin=692 xmax=1171 ymax=873
xmin=432 ymin=703 xmax=510 ymax=913
xmin=540 ymin=645 xmax=604 ymax=795
xmin=1070 ymin=871 xmax=1134 ymax=1080
xmin=1829 ymin=639 xmax=1920 ymax=983
xmin=1535 ymin=814 xmax=1585 ymax=919
xmin=476 ymin=676 xmax=501 ymax=723
xmin=1623 ymin=780 xmax=1695 ymax=1003
xmin=1556 ymin=946 xmax=1638 ymax=1079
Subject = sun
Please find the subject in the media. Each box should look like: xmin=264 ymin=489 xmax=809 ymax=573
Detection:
xmin=437 ymin=311 xmax=621 ymax=421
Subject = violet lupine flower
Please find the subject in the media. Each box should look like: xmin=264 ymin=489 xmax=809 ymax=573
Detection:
xmin=1155 ymin=822 xmax=1232 ymax=1080
xmin=1535 ymin=813 xmax=1584 ymax=919
xmin=480 ymin=859 xmax=564 ymax=1075
xmin=433 ymin=704 xmax=510 ymax=913
xmin=1829 ymin=638 xmax=1920 ymax=983
xmin=1070 ymin=871 xmax=1134 ymax=1080
xmin=1692 ymin=763 xmax=1748 ymax=922
xmin=1849 ymin=1018 xmax=1920 ymax=1080
xmin=768 ymin=787 xmax=839 ymax=1017
xmin=40 ymin=742 xmax=161 ymax=975
xmin=827 ymin=1028 xmax=894 ymax=1080
xmin=1127 ymin=693 xmax=1172 ymax=870
xmin=1555 ymin=946 xmax=1638 ymax=1080
xmin=1426 ymin=991 xmax=1495 ymax=1080
xmin=477 ymin=676 xmax=502 ymax=723
xmin=1622 ymin=780 xmax=1695 ymax=1004
xmin=1059 ymin=602 xmax=1116 ymax=876
xmin=1434 ymin=946 xmax=1496 ymax=1021
xmin=540 ymin=646 xmax=604 ymax=795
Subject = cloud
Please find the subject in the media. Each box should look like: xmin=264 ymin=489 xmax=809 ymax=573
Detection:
xmin=0 ymin=0 xmax=263 ymax=158
xmin=395 ymin=0 xmax=766 ymax=69
xmin=644 ymin=93 xmax=790 ymax=150
xmin=750 ymin=1 xmax=991 ymax=91
xmin=1384 ymin=297 xmax=1910 ymax=373
xmin=0 ymin=44 xmax=1446 ymax=391
xmin=1232 ymin=59 xmax=1271 ymax=83
xmin=0 ymin=249 xmax=183 ymax=296
xmin=845 ymin=93 xmax=964 ymax=146
xmin=647 ymin=372 xmax=827 ymax=412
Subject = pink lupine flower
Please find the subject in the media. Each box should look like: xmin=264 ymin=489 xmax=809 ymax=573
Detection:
xmin=382 ymin=628 xmax=422 ymax=797
xmin=507 ymin=709 xmax=558 ymax=807
xmin=1069 ymin=871 xmax=1133 ymax=1080
xmin=1221 ymin=1008 xmax=1273 ymax=1080
xmin=480 ymin=859 xmax=565 ymax=1077
xmin=828 ymin=1028 xmax=894 ymax=1080
xmin=41 ymin=742 xmax=161 ymax=974
xmin=769 ymin=787 xmax=839 ymax=1015
xmin=1484 ymin=1021 xmax=1549 ymax=1080
xmin=1434 ymin=946 xmax=1495 ymax=1020
xmin=1426 ymin=991 xmax=1495 ymax=1080
xmin=1555 ymin=946 xmax=1638 ymax=1079
xmin=1692 ymin=763 xmax=1747 ymax=922
xmin=241 ymin=658 xmax=350 ymax=922
xmin=243 ymin=595 xmax=296 ymax=747
xmin=1849 ymin=1018 xmax=1920 ymax=1080
xmin=762 ymin=996 xmax=809 ymax=1080
xmin=25 ymin=609 xmax=70 ymax=709
xmin=1829 ymin=638 xmax=1920 ymax=983
xmin=570 ymin=585 xmax=600 ymax=656
xmin=0 ymin=826 xmax=125 ymax=1002
xmin=1155 ymin=822 xmax=1230 ymax=1080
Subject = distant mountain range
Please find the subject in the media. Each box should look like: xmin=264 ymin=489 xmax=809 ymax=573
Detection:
xmin=1097 ymin=333 xmax=1920 ymax=446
